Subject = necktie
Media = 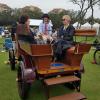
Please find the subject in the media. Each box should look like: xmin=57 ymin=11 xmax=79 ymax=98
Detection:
xmin=44 ymin=23 xmax=47 ymax=35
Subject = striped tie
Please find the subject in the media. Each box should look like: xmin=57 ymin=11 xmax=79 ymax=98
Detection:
xmin=44 ymin=23 xmax=47 ymax=35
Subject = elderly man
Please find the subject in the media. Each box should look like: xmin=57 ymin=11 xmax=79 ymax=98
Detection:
xmin=54 ymin=15 xmax=75 ymax=61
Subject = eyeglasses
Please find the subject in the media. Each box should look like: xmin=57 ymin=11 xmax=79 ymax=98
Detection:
xmin=62 ymin=19 xmax=70 ymax=22
xmin=62 ymin=19 xmax=66 ymax=21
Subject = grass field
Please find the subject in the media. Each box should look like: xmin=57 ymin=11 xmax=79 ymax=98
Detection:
xmin=0 ymin=37 xmax=100 ymax=100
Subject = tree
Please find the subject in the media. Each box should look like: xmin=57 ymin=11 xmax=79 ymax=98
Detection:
xmin=70 ymin=0 xmax=100 ymax=28
xmin=0 ymin=10 xmax=12 ymax=25
xmin=20 ymin=6 xmax=43 ymax=19
xmin=49 ymin=8 xmax=78 ymax=29
xmin=0 ymin=6 xmax=43 ymax=26
xmin=86 ymin=17 xmax=100 ymax=23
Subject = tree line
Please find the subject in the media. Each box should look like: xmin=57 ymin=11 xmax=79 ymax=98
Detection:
xmin=0 ymin=0 xmax=100 ymax=28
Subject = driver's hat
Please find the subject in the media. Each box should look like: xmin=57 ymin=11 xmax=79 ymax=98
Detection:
xmin=42 ymin=14 xmax=49 ymax=19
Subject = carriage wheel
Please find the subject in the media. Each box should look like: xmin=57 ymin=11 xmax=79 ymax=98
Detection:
xmin=18 ymin=80 xmax=31 ymax=100
xmin=9 ymin=49 xmax=15 ymax=70
xmin=17 ymin=66 xmax=31 ymax=100
xmin=94 ymin=50 xmax=100 ymax=65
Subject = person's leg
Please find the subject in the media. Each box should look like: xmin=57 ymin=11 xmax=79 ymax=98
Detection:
xmin=61 ymin=49 xmax=66 ymax=60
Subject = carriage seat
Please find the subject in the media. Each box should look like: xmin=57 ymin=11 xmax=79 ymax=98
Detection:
xmin=64 ymin=29 xmax=96 ymax=66
xmin=65 ymin=43 xmax=91 ymax=66
xmin=75 ymin=29 xmax=96 ymax=36
xmin=67 ymin=43 xmax=91 ymax=54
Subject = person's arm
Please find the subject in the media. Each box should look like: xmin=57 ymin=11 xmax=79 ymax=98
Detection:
xmin=68 ymin=26 xmax=75 ymax=36
xmin=30 ymin=28 xmax=36 ymax=36
xmin=48 ymin=24 xmax=52 ymax=35
xmin=39 ymin=23 xmax=43 ymax=34
xmin=57 ymin=26 xmax=63 ymax=39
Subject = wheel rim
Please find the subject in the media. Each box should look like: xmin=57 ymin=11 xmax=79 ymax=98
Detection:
xmin=17 ymin=66 xmax=31 ymax=100
xmin=17 ymin=66 xmax=26 ymax=99
xmin=18 ymin=80 xmax=26 ymax=99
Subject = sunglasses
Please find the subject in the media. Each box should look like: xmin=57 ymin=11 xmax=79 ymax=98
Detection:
xmin=62 ymin=19 xmax=66 ymax=21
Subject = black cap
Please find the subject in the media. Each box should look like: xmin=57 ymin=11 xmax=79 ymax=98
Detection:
xmin=42 ymin=14 xmax=49 ymax=19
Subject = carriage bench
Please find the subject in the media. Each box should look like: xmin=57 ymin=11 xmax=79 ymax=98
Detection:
xmin=64 ymin=29 xmax=96 ymax=66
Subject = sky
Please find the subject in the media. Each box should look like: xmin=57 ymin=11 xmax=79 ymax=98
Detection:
xmin=0 ymin=0 xmax=100 ymax=18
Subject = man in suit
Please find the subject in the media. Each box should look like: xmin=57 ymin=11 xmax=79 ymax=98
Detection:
xmin=54 ymin=15 xmax=75 ymax=61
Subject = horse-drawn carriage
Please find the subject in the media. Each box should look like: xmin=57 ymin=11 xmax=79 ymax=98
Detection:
xmin=10 ymin=24 xmax=96 ymax=100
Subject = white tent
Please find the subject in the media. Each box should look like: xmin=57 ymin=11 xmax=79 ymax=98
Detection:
xmin=93 ymin=23 xmax=100 ymax=27
xmin=73 ymin=22 xmax=78 ymax=26
xmin=73 ymin=22 xmax=78 ymax=29
xmin=73 ymin=22 xmax=81 ymax=29
xmin=81 ymin=22 xmax=91 ymax=29
xmin=29 ymin=19 xmax=53 ymax=26
xmin=30 ymin=19 xmax=42 ymax=26
xmin=93 ymin=23 xmax=100 ymax=35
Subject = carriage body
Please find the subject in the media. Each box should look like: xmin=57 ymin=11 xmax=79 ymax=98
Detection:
xmin=15 ymin=24 xmax=96 ymax=100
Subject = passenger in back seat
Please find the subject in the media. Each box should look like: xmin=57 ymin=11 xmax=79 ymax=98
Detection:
xmin=16 ymin=14 xmax=36 ymax=44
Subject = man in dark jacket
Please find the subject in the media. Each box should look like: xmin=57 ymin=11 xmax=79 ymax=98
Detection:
xmin=54 ymin=15 xmax=75 ymax=61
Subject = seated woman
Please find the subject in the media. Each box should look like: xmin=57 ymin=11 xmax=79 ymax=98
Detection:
xmin=16 ymin=15 xmax=38 ymax=68
xmin=37 ymin=14 xmax=53 ymax=44
xmin=16 ymin=15 xmax=36 ymax=44
xmin=54 ymin=15 xmax=75 ymax=61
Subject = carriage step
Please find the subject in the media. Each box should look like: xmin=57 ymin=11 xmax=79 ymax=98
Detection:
xmin=49 ymin=92 xmax=86 ymax=100
xmin=44 ymin=75 xmax=80 ymax=85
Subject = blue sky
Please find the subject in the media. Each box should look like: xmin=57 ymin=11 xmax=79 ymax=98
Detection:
xmin=0 ymin=0 xmax=100 ymax=18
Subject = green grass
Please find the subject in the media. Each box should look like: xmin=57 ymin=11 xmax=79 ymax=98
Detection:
xmin=74 ymin=36 xmax=100 ymax=43
xmin=0 ymin=37 xmax=100 ymax=100
xmin=0 ymin=37 xmax=4 ymax=48
xmin=0 ymin=52 xmax=20 ymax=100
xmin=81 ymin=50 xmax=100 ymax=100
